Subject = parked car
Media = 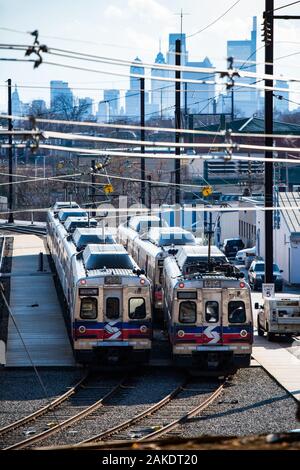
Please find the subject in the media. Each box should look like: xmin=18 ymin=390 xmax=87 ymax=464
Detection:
xmin=245 ymin=249 xmax=257 ymax=269
xmin=255 ymin=297 xmax=300 ymax=341
xmin=235 ymin=246 xmax=256 ymax=265
xmin=222 ymin=238 xmax=244 ymax=258
xmin=248 ymin=260 xmax=283 ymax=291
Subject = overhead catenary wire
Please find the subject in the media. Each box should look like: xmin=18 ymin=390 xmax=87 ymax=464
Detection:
xmin=2 ymin=43 xmax=300 ymax=91
xmin=1 ymin=141 xmax=300 ymax=162
xmin=3 ymin=113 xmax=300 ymax=141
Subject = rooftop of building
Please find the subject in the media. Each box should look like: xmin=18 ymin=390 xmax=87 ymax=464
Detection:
xmin=196 ymin=116 xmax=300 ymax=135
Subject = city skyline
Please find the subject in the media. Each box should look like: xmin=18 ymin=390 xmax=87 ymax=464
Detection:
xmin=1 ymin=0 xmax=300 ymax=112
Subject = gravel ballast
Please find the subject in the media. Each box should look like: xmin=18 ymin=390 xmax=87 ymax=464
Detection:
xmin=0 ymin=368 xmax=81 ymax=429
xmin=180 ymin=367 xmax=299 ymax=437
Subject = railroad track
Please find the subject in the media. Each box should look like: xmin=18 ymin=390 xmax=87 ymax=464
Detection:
xmin=0 ymin=373 xmax=125 ymax=450
xmin=0 ymin=224 xmax=46 ymax=236
xmin=75 ymin=377 xmax=226 ymax=447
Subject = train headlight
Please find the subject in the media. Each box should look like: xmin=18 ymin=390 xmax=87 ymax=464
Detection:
xmin=140 ymin=325 xmax=147 ymax=333
xmin=179 ymin=282 xmax=185 ymax=288
xmin=140 ymin=279 xmax=145 ymax=285
xmin=239 ymin=282 xmax=246 ymax=288
xmin=177 ymin=330 xmax=185 ymax=338
xmin=78 ymin=325 xmax=86 ymax=334
xmin=240 ymin=329 xmax=248 ymax=338
xmin=80 ymin=279 xmax=87 ymax=285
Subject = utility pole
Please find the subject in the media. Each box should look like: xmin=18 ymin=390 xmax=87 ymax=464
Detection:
xmin=206 ymin=212 xmax=213 ymax=272
xmin=263 ymin=0 xmax=274 ymax=284
xmin=91 ymin=159 xmax=96 ymax=217
xmin=7 ymin=79 xmax=14 ymax=223
xmin=231 ymin=88 xmax=234 ymax=121
xmin=263 ymin=1 xmax=300 ymax=281
xmin=140 ymin=77 xmax=146 ymax=205
xmin=175 ymin=39 xmax=181 ymax=204
xmin=147 ymin=175 xmax=152 ymax=209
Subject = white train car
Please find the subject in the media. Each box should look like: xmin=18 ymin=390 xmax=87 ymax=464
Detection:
xmin=163 ymin=254 xmax=253 ymax=374
xmin=47 ymin=205 xmax=152 ymax=365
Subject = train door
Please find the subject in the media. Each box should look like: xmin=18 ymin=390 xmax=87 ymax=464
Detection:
xmin=103 ymin=289 xmax=123 ymax=341
xmin=201 ymin=289 xmax=223 ymax=345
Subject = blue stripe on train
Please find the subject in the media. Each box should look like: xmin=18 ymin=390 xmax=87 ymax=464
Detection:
xmin=73 ymin=321 xmax=151 ymax=329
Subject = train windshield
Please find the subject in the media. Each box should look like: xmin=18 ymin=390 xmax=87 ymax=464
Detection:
xmin=179 ymin=301 xmax=197 ymax=323
xmin=80 ymin=297 xmax=97 ymax=319
xmin=228 ymin=301 xmax=246 ymax=323
xmin=129 ymin=298 xmax=146 ymax=319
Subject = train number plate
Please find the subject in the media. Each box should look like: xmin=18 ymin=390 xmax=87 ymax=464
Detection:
xmin=104 ymin=276 xmax=121 ymax=285
xmin=203 ymin=280 xmax=221 ymax=288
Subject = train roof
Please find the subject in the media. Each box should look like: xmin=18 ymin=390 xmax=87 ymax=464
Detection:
xmin=128 ymin=215 xmax=167 ymax=233
xmin=175 ymin=245 xmax=229 ymax=271
xmin=82 ymin=244 xmax=135 ymax=271
xmin=72 ymin=227 xmax=116 ymax=248
xmin=64 ymin=217 xmax=97 ymax=232
xmin=52 ymin=201 xmax=79 ymax=211
xmin=58 ymin=208 xmax=88 ymax=222
xmin=147 ymin=227 xmax=196 ymax=246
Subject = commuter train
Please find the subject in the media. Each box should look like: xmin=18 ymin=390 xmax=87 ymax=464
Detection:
xmin=163 ymin=248 xmax=253 ymax=373
xmin=118 ymin=216 xmax=199 ymax=311
xmin=47 ymin=204 xmax=152 ymax=365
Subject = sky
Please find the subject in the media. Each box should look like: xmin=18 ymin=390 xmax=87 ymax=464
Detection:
xmin=0 ymin=0 xmax=300 ymax=111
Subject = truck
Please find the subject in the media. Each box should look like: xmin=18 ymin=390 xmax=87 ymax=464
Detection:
xmin=255 ymin=297 xmax=300 ymax=341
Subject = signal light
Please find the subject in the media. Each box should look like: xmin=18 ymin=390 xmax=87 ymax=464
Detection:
xmin=239 ymin=281 xmax=246 ymax=288
xmin=179 ymin=282 xmax=185 ymax=288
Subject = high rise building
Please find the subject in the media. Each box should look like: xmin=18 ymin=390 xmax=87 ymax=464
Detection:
xmin=50 ymin=80 xmax=73 ymax=114
xmin=31 ymin=99 xmax=47 ymax=115
xmin=96 ymin=101 xmax=109 ymax=122
xmin=103 ymin=89 xmax=120 ymax=120
xmin=164 ymin=33 xmax=215 ymax=117
xmin=151 ymin=50 xmax=169 ymax=118
xmin=226 ymin=17 xmax=258 ymax=117
xmin=125 ymin=57 xmax=146 ymax=119
xmin=78 ymin=97 xmax=93 ymax=119
xmin=12 ymin=85 xmax=22 ymax=115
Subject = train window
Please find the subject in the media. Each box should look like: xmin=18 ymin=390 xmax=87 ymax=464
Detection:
xmin=205 ymin=301 xmax=219 ymax=323
xmin=80 ymin=297 xmax=97 ymax=319
xmin=106 ymin=297 xmax=120 ymax=319
xmin=228 ymin=301 xmax=246 ymax=323
xmin=129 ymin=298 xmax=146 ymax=319
xmin=179 ymin=301 xmax=196 ymax=323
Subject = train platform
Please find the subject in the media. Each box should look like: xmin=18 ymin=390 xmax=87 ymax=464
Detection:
xmin=5 ymin=234 xmax=75 ymax=367
xmin=252 ymin=334 xmax=300 ymax=401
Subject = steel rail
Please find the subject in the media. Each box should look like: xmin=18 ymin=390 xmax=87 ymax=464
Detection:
xmin=78 ymin=380 xmax=187 ymax=444
xmin=3 ymin=377 xmax=126 ymax=450
xmin=0 ymin=235 xmax=6 ymax=271
xmin=138 ymin=381 xmax=225 ymax=441
xmin=0 ymin=372 xmax=89 ymax=438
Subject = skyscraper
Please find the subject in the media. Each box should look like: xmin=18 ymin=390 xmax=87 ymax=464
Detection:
xmin=78 ymin=97 xmax=93 ymax=119
xmin=226 ymin=17 xmax=258 ymax=117
xmin=12 ymin=85 xmax=22 ymax=115
xmin=103 ymin=89 xmax=120 ymax=120
xmin=164 ymin=33 xmax=215 ymax=117
xmin=125 ymin=57 xmax=146 ymax=119
xmin=151 ymin=50 xmax=168 ymax=118
xmin=50 ymin=80 xmax=73 ymax=114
